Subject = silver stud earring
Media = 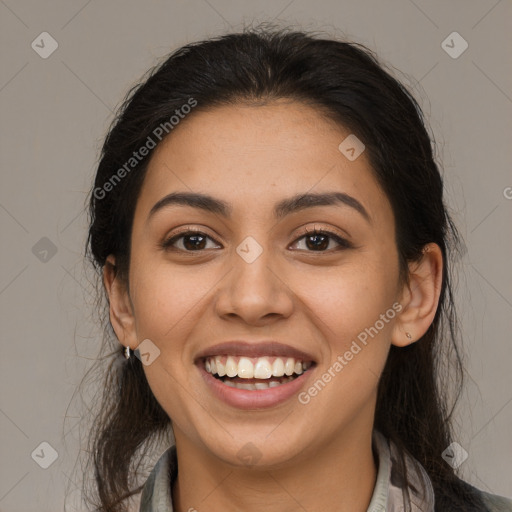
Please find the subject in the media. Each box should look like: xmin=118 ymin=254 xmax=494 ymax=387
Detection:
xmin=406 ymin=332 xmax=412 ymax=340
xmin=124 ymin=346 xmax=131 ymax=359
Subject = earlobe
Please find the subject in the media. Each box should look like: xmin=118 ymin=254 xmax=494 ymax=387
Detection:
xmin=103 ymin=255 xmax=138 ymax=349
xmin=391 ymin=243 xmax=443 ymax=347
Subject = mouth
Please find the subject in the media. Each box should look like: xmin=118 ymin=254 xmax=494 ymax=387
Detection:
xmin=195 ymin=341 xmax=317 ymax=409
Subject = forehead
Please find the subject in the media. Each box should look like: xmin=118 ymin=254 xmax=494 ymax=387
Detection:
xmin=135 ymin=101 xmax=392 ymax=225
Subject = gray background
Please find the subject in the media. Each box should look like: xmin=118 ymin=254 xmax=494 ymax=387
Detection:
xmin=1 ymin=1 xmax=511 ymax=510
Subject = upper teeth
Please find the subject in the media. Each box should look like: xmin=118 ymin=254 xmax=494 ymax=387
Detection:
xmin=205 ymin=356 xmax=312 ymax=379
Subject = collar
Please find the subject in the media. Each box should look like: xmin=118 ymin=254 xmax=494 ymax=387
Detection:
xmin=139 ymin=430 xmax=435 ymax=511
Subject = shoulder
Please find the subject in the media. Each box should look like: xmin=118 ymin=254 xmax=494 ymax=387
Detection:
xmin=454 ymin=480 xmax=512 ymax=512
xmin=477 ymin=489 xmax=512 ymax=512
xmin=139 ymin=446 xmax=177 ymax=511
xmin=433 ymin=475 xmax=512 ymax=511
xmin=378 ymin=431 xmax=511 ymax=512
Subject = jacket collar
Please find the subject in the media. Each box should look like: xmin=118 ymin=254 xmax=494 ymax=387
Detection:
xmin=139 ymin=430 xmax=435 ymax=511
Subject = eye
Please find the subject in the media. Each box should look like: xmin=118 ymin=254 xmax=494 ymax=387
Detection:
xmin=161 ymin=227 xmax=352 ymax=253
xmin=161 ymin=230 xmax=221 ymax=252
xmin=291 ymin=227 xmax=352 ymax=252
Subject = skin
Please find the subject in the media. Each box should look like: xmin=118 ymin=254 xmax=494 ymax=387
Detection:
xmin=104 ymin=99 xmax=443 ymax=512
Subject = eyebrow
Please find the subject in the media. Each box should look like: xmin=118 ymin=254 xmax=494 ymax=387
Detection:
xmin=148 ymin=191 xmax=371 ymax=223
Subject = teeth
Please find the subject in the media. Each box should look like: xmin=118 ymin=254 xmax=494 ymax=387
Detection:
xmin=254 ymin=357 xmax=272 ymax=379
xmin=284 ymin=358 xmax=295 ymax=376
xmin=238 ymin=357 xmax=254 ymax=378
xmin=205 ymin=355 xmax=313 ymax=379
xmin=215 ymin=356 xmax=226 ymax=377
xmin=219 ymin=376 xmax=296 ymax=390
xmin=272 ymin=358 xmax=285 ymax=377
xmin=225 ymin=356 xmax=238 ymax=378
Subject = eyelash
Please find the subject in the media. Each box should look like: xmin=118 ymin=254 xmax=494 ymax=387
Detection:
xmin=160 ymin=226 xmax=352 ymax=253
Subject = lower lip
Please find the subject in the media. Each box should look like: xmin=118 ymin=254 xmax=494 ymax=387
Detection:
xmin=197 ymin=363 xmax=314 ymax=409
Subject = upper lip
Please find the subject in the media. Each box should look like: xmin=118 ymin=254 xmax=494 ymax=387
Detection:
xmin=195 ymin=341 xmax=316 ymax=362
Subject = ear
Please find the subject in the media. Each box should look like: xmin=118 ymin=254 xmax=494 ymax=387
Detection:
xmin=103 ymin=255 xmax=138 ymax=350
xmin=391 ymin=243 xmax=443 ymax=347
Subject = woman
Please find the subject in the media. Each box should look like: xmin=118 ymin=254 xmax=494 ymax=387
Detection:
xmin=83 ymin=26 xmax=512 ymax=511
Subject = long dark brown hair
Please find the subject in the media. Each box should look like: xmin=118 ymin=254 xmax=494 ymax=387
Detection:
xmin=78 ymin=24 xmax=487 ymax=511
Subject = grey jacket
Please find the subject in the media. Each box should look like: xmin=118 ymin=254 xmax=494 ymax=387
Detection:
xmin=139 ymin=431 xmax=512 ymax=511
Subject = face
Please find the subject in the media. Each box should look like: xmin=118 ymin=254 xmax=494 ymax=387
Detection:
xmin=119 ymin=100 xmax=405 ymax=468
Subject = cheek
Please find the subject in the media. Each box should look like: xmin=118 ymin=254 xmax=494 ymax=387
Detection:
xmin=129 ymin=260 xmax=208 ymax=342
xmin=129 ymin=263 xmax=209 ymax=430
xmin=300 ymin=259 xmax=399 ymax=350
xmin=293 ymin=262 xmax=398 ymax=430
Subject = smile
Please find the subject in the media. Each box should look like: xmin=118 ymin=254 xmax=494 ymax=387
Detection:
xmin=204 ymin=355 xmax=313 ymax=390
xmin=195 ymin=341 xmax=317 ymax=408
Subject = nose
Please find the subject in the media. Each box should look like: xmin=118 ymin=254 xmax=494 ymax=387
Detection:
xmin=214 ymin=241 xmax=294 ymax=326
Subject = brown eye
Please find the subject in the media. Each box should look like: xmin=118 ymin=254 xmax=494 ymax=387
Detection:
xmin=292 ymin=229 xmax=352 ymax=252
xmin=161 ymin=231 xmax=221 ymax=252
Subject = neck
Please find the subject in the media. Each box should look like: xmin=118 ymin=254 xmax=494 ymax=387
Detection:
xmin=172 ymin=423 xmax=377 ymax=512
